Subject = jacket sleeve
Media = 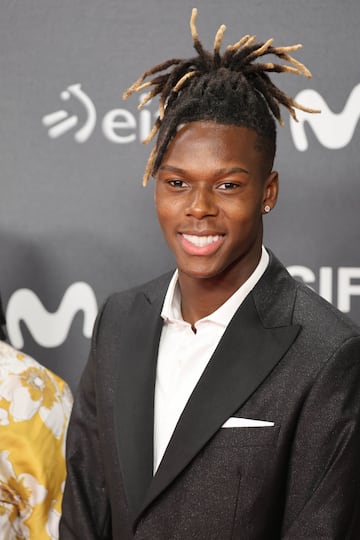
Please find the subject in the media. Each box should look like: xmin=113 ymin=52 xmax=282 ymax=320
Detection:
xmin=282 ymin=336 xmax=360 ymax=539
xmin=59 ymin=305 xmax=112 ymax=540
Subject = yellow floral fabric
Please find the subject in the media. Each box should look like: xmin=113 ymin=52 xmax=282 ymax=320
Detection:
xmin=0 ymin=340 xmax=73 ymax=539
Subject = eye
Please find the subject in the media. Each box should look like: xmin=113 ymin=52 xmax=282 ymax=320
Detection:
xmin=168 ymin=179 xmax=189 ymax=189
xmin=217 ymin=182 xmax=241 ymax=190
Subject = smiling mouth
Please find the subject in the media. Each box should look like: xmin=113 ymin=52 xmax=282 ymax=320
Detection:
xmin=182 ymin=234 xmax=223 ymax=247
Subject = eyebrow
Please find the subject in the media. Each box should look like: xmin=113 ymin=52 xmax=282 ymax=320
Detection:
xmin=158 ymin=165 xmax=250 ymax=175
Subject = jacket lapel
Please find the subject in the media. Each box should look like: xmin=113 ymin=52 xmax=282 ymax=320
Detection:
xmin=137 ymin=253 xmax=301 ymax=519
xmin=113 ymin=284 xmax=166 ymax=520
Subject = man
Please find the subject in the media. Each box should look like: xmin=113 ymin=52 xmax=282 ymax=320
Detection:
xmin=60 ymin=9 xmax=360 ymax=539
xmin=0 ymin=295 xmax=73 ymax=539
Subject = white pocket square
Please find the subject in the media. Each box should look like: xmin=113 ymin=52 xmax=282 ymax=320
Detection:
xmin=221 ymin=417 xmax=275 ymax=428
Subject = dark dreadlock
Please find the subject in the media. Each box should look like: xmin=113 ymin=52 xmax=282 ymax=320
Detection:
xmin=123 ymin=8 xmax=319 ymax=186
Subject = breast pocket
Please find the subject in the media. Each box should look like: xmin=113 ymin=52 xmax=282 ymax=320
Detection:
xmin=186 ymin=425 xmax=282 ymax=539
xmin=211 ymin=425 xmax=281 ymax=448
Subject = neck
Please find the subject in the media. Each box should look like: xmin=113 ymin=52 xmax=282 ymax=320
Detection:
xmin=178 ymin=251 xmax=262 ymax=326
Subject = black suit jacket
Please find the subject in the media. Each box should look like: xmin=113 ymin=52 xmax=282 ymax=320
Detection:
xmin=60 ymin=252 xmax=360 ymax=539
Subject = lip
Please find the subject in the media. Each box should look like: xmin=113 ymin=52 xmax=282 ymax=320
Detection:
xmin=178 ymin=232 xmax=225 ymax=256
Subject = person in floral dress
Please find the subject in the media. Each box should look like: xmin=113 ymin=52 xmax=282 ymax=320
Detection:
xmin=0 ymin=296 xmax=73 ymax=539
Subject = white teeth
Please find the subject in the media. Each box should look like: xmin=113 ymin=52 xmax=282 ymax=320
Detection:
xmin=183 ymin=234 xmax=221 ymax=247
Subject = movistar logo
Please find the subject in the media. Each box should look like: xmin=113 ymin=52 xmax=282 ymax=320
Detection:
xmin=290 ymin=83 xmax=360 ymax=151
xmin=6 ymin=282 xmax=98 ymax=349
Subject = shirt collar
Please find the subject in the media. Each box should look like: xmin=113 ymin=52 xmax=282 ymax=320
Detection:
xmin=161 ymin=246 xmax=269 ymax=328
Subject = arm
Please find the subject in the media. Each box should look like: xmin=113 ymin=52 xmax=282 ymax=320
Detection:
xmin=282 ymin=336 xmax=360 ymax=539
xmin=0 ymin=355 xmax=72 ymax=539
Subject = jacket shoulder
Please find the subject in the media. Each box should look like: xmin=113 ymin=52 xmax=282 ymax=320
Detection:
xmin=294 ymin=280 xmax=360 ymax=339
xmin=256 ymin=250 xmax=360 ymax=355
xmin=94 ymin=271 xmax=173 ymax=333
xmin=107 ymin=271 xmax=172 ymax=309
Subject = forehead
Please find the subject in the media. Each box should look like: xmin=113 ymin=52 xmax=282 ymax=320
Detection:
xmin=160 ymin=121 xmax=269 ymax=174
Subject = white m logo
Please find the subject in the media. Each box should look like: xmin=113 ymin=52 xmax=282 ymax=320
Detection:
xmin=290 ymin=83 xmax=360 ymax=151
xmin=6 ymin=282 xmax=98 ymax=349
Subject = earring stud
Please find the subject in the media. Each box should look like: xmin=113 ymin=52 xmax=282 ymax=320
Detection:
xmin=264 ymin=205 xmax=271 ymax=213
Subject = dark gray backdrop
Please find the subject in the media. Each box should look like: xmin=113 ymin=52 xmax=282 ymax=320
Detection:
xmin=1 ymin=0 xmax=359 ymax=392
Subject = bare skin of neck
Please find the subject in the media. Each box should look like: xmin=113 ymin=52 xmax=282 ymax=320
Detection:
xmin=178 ymin=250 xmax=261 ymax=328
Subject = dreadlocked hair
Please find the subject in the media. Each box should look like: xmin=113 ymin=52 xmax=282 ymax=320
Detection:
xmin=123 ymin=7 xmax=319 ymax=186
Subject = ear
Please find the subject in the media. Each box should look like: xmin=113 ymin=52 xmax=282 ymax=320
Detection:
xmin=262 ymin=171 xmax=279 ymax=215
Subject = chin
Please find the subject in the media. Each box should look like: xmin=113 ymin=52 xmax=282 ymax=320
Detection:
xmin=179 ymin=265 xmax=223 ymax=280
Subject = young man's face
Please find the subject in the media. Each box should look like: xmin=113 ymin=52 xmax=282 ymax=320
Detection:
xmin=154 ymin=121 xmax=278 ymax=286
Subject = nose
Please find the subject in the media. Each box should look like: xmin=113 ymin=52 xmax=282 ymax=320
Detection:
xmin=185 ymin=186 xmax=218 ymax=219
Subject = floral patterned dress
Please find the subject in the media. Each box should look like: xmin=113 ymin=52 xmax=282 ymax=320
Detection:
xmin=0 ymin=340 xmax=73 ymax=539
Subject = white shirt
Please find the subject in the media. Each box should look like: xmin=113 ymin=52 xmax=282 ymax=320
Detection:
xmin=153 ymin=246 xmax=269 ymax=472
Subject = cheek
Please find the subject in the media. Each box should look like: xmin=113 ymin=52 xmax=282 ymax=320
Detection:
xmin=154 ymin=189 xmax=167 ymax=219
xmin=227 ymin=208 xmax=263 ymax=241
xmin=156 ymin=200 xmax=170 ymax=220
xmin=155 ymin=202 xmax=176 ymax=238
xmin=226 ymin=201 xmax=261 ymax=225
xmin=156 ymin=195 xmax=183 ymax=222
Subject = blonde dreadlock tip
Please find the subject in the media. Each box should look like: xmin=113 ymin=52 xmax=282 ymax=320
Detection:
xmin=142 ymin=123 xmax=160 ymax=144
xmin=263 ymin=37 xmax=274 ymax=47
xmin=248 ymin=35 xmax=257 ymax=43
xmin=190 ymin=8 xmax=199 ymax=42
xmin=122 ymin=74 xmax=147 ymax=100
xmin=190 ymin=8 xmax=198 ymax=28
xmin=173 ymin=70 xmax=198 ymax=93
xmin=214 ymin=23 xmax=227 ymax=52
xmin=225 ymin=34 xmax=250 ymax=53
xmin=137 ymin=98 xmax=150 ymax=110
xmin=135 ymin=81 xmax=153 ymax=93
